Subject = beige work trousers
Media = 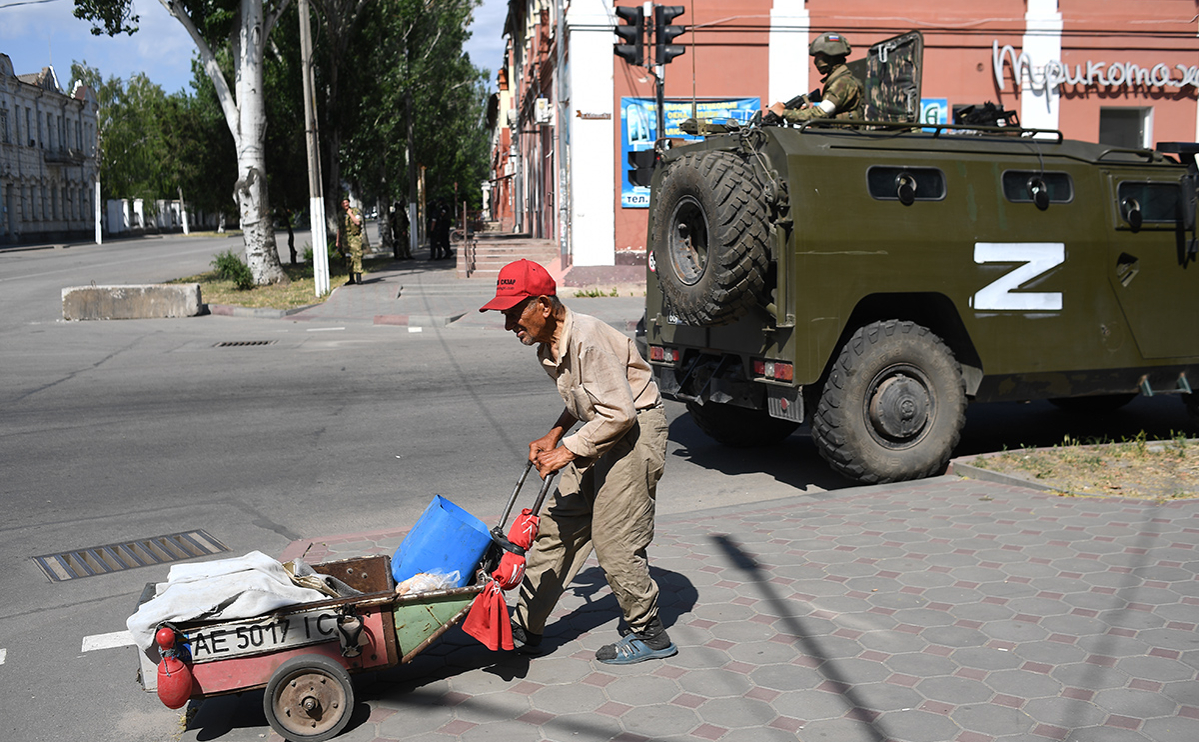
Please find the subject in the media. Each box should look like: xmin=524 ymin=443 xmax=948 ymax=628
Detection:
xmin=515 ymin=407 xmax=668 ymax=635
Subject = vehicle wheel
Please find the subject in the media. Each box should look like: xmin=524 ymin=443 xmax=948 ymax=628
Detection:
xmin=812 ymin=320 xmax=967 ymax=484
xmin=686 ymin=400 xmax=799 ymax=447
xmin=1048 ymin=394 xmax=1138 ymax=414
xmin=263 ymin=655 xmax=354 ymax=742
xmin=651 ymin=151 xmax=771 ymax=326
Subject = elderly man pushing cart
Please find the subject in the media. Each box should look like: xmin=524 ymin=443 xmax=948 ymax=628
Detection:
xmin=479 ymin=260 xmax=677 ymax=665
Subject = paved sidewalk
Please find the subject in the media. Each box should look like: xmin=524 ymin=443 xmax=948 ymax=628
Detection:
xmin=274 ymin=257 xmax=645 ymax=331
xmin=183 ymin=476 xmax=1199 ymax=742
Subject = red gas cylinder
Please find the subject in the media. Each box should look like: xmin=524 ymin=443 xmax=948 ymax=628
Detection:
xmin=155 ymin=627 xmax=193 ymax=709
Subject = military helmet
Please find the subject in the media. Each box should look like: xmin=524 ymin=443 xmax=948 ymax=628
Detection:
xmin=809 ymin=32 xmax=851 ymax=57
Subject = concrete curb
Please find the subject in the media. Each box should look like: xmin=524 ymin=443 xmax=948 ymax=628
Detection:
xmin=374 ymin=312 xmax=467 ymax=327
xmin=204 ymin=303 xmax=319 ymax=319
xmin=946 ymin=456 xmax=1060 ymax=493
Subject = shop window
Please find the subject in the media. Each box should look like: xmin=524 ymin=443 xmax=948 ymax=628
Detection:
xmin=1100 ymin=107 xmax=1152 ymax=150
xmin=867 ymin=166 xmax=946 ymax=204
xmin=1002 ymin=171 xmax=1073 ymax=205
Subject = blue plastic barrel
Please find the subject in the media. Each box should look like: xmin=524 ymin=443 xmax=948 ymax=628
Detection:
xmin=391 ymin=495 xmax=492 ymax=588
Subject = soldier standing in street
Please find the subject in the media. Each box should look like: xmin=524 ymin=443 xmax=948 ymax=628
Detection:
xmin=768 ymin=31 xmax=863 ymax=122
xmin=337 ymin=198 xmax=364 ymax=285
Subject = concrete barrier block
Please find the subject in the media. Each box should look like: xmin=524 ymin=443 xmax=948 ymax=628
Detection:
xmin=62 ymin=284 xmax=204 ymax=321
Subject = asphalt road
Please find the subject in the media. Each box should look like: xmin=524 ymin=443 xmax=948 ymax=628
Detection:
xmin=0 ymin=234 xmax=1194 ymax=741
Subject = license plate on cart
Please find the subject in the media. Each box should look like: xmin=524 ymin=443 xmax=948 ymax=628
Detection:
xmin=183 ymin=607 xmax=344 ymax=662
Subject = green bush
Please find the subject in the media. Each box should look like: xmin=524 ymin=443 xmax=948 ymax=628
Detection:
xmin=301 ymin=241 xmax=342 ymax=264
xmin=211 ymin=249 xmax=255 ymax=290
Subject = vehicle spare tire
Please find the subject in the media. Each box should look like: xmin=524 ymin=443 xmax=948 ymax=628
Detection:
xmin=651 ymin=151 xmax=771 ymax=326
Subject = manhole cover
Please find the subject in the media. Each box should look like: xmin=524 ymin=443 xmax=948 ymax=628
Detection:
xmin=214 ymin=340 xmax=276 ymax=347
xmin=31 ymin=530 xmax=229 ymax=582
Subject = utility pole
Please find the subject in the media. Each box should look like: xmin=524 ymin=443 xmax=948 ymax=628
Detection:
xmin=299 ymin=0 xmax=330 ymax=296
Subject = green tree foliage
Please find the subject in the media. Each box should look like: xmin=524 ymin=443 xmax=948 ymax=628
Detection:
xmin=72 ymin=0 xmax=491 ymax=257
xmin=327 ymin=0 xmax=491 ymax=209
xmin=70 ymin=61 xmax=237 ymax=219
xmin=74 ymin=0 xmax=291 ymax=285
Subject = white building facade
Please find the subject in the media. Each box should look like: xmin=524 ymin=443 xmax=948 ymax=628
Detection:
xmin=0 ymin=54 xmax=99 ymax=246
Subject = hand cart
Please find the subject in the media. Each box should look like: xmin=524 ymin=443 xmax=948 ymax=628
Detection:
xmin=135 ymin=468 xmax=556 ymax=741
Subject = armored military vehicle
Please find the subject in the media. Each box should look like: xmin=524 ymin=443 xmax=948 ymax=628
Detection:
xmin=641 ymin=38 xmax=1199 ymax=484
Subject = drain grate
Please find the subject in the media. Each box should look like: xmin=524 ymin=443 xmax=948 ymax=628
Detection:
xmin=214 ymin=340 xmax=276 ymax=348
xmin=31 ymin=530 xmax=229 ymax=582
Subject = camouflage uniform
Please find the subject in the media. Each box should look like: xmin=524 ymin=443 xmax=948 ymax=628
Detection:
xmin=784 ymin=63 xmax=864 ymax=123
xmin=341 ymin=206 xmax=364 ymax=275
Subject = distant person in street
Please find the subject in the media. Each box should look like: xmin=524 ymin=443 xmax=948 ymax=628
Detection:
xmin=429 ymin=202 xmax=452 ymax=260
xmin=390 ymin=201 xmax=411 ymax=260
xmin=479 ymin=260 xmax=676 ymax=665
xmin=767 ymin=31 xmax=863 ymax=123
xmin=337 ymin=198 xmax=364 ymax=284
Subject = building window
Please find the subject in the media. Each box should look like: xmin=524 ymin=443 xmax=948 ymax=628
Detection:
xmin=26 ymin=108 xmax=32 ymax=147
xmin=1 ymin=107 xmax=8 ymax=144
xmin=1100 ymin=107 xmax=1152 ymax=150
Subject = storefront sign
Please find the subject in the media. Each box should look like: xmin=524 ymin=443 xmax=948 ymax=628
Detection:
xmin=993 ymin=41 xmax=1199 ymax=97
xmin=620 ymin=97 xmax=760 ymax=208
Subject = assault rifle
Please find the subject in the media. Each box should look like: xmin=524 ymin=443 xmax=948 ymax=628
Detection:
xmin=761 ymin=89 xmax=822 ymax=125
xmin=954 ymin=102 xmax=1020 ymax=128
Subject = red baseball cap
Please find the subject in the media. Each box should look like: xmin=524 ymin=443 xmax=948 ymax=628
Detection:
xmin=479 ymin=259 xmax=557 ymax=312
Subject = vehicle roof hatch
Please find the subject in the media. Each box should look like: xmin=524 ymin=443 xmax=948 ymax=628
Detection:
xmin=848 ymin=31 xmax=923 ymax=123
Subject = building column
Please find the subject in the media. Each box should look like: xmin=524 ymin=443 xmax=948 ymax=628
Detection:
xmin=567 ymin=0 xmax=615 ymax=267
xmin=769 ymin=0 xmax=810 ymax=106
xmin=1021 ymin=0 xmax=1062 ymax=132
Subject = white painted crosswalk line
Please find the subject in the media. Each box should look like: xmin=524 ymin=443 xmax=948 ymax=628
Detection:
xmin=81 ymin=630 xmax=136 ymax=652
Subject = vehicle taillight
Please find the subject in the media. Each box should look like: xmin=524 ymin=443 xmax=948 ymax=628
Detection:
xmin=753 ymin=359 xmax=794 ymax=382
xmin=649 ymin=346 xmax=680 ymax=362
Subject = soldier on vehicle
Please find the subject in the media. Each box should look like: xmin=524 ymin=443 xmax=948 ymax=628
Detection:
xmin=767 ymin=31 xmax=863 ymax=122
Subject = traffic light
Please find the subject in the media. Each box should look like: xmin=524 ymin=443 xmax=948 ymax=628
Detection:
xmin=614 ymin=6 xmax=644 ymax=67
xmin=653 ymin=5 xmax=686 ymax=65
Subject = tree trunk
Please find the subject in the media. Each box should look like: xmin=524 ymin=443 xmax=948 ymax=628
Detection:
xmin=234 ymin=0 xmax=286 ymax=285
xmin=155 ymin=0 xmax=286 ymax=286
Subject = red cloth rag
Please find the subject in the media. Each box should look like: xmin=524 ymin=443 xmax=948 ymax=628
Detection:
xmin=492 ymin=509 xmax=540 ymax=590
xmin=462 ymin=581 xmax=513 ymax=651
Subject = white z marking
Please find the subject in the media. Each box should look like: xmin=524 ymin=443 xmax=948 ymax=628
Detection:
xmin=972 ymin=243 xmax=1064 ymax=311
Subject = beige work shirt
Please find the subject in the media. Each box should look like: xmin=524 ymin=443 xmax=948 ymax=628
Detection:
xmin=538 ymin=308 xmax=662 ymax=460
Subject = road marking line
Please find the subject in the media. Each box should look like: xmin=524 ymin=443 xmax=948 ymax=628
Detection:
xmin=408 ymin=326 xmax=423 ymax=333
xmin=306 ymin=327 xmax=345 ymax=332
xmin=0 ymin=648 xmax=6 ymax=665
xmin=81 ymin=630 xmax=136 ymax=652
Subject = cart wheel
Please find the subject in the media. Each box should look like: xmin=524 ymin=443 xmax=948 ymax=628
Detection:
xmin=263 ymin=655 xmax=355 ymax=742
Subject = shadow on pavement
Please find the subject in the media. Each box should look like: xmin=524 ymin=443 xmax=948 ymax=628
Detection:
xmin=666 ymin=407 xmax=852 ymax=493
xmin=713 ymin=533 xmax=891 ymax=741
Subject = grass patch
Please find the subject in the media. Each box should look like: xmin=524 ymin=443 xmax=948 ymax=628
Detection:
xmin=171 ymin=250 xmax=363 ymax=310
xmin=970 ymin=431 xmax=1199 ymax=501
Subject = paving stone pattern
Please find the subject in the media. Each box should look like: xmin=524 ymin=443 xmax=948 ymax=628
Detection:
xmin=194 ymin=477 xmax=1199 ymax=742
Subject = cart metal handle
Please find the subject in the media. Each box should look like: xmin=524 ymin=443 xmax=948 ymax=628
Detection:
xmin=491 ymin=462 xmax=557 ymax=554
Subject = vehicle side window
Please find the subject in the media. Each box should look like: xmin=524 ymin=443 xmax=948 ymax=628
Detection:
xmin=867 ymin=166 xmax=946 ymax=204
xmin=1117 ymin=181 xmax=1181 ymax=224
xmin=1002 ymin=171 xmax=1073 ymax=204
